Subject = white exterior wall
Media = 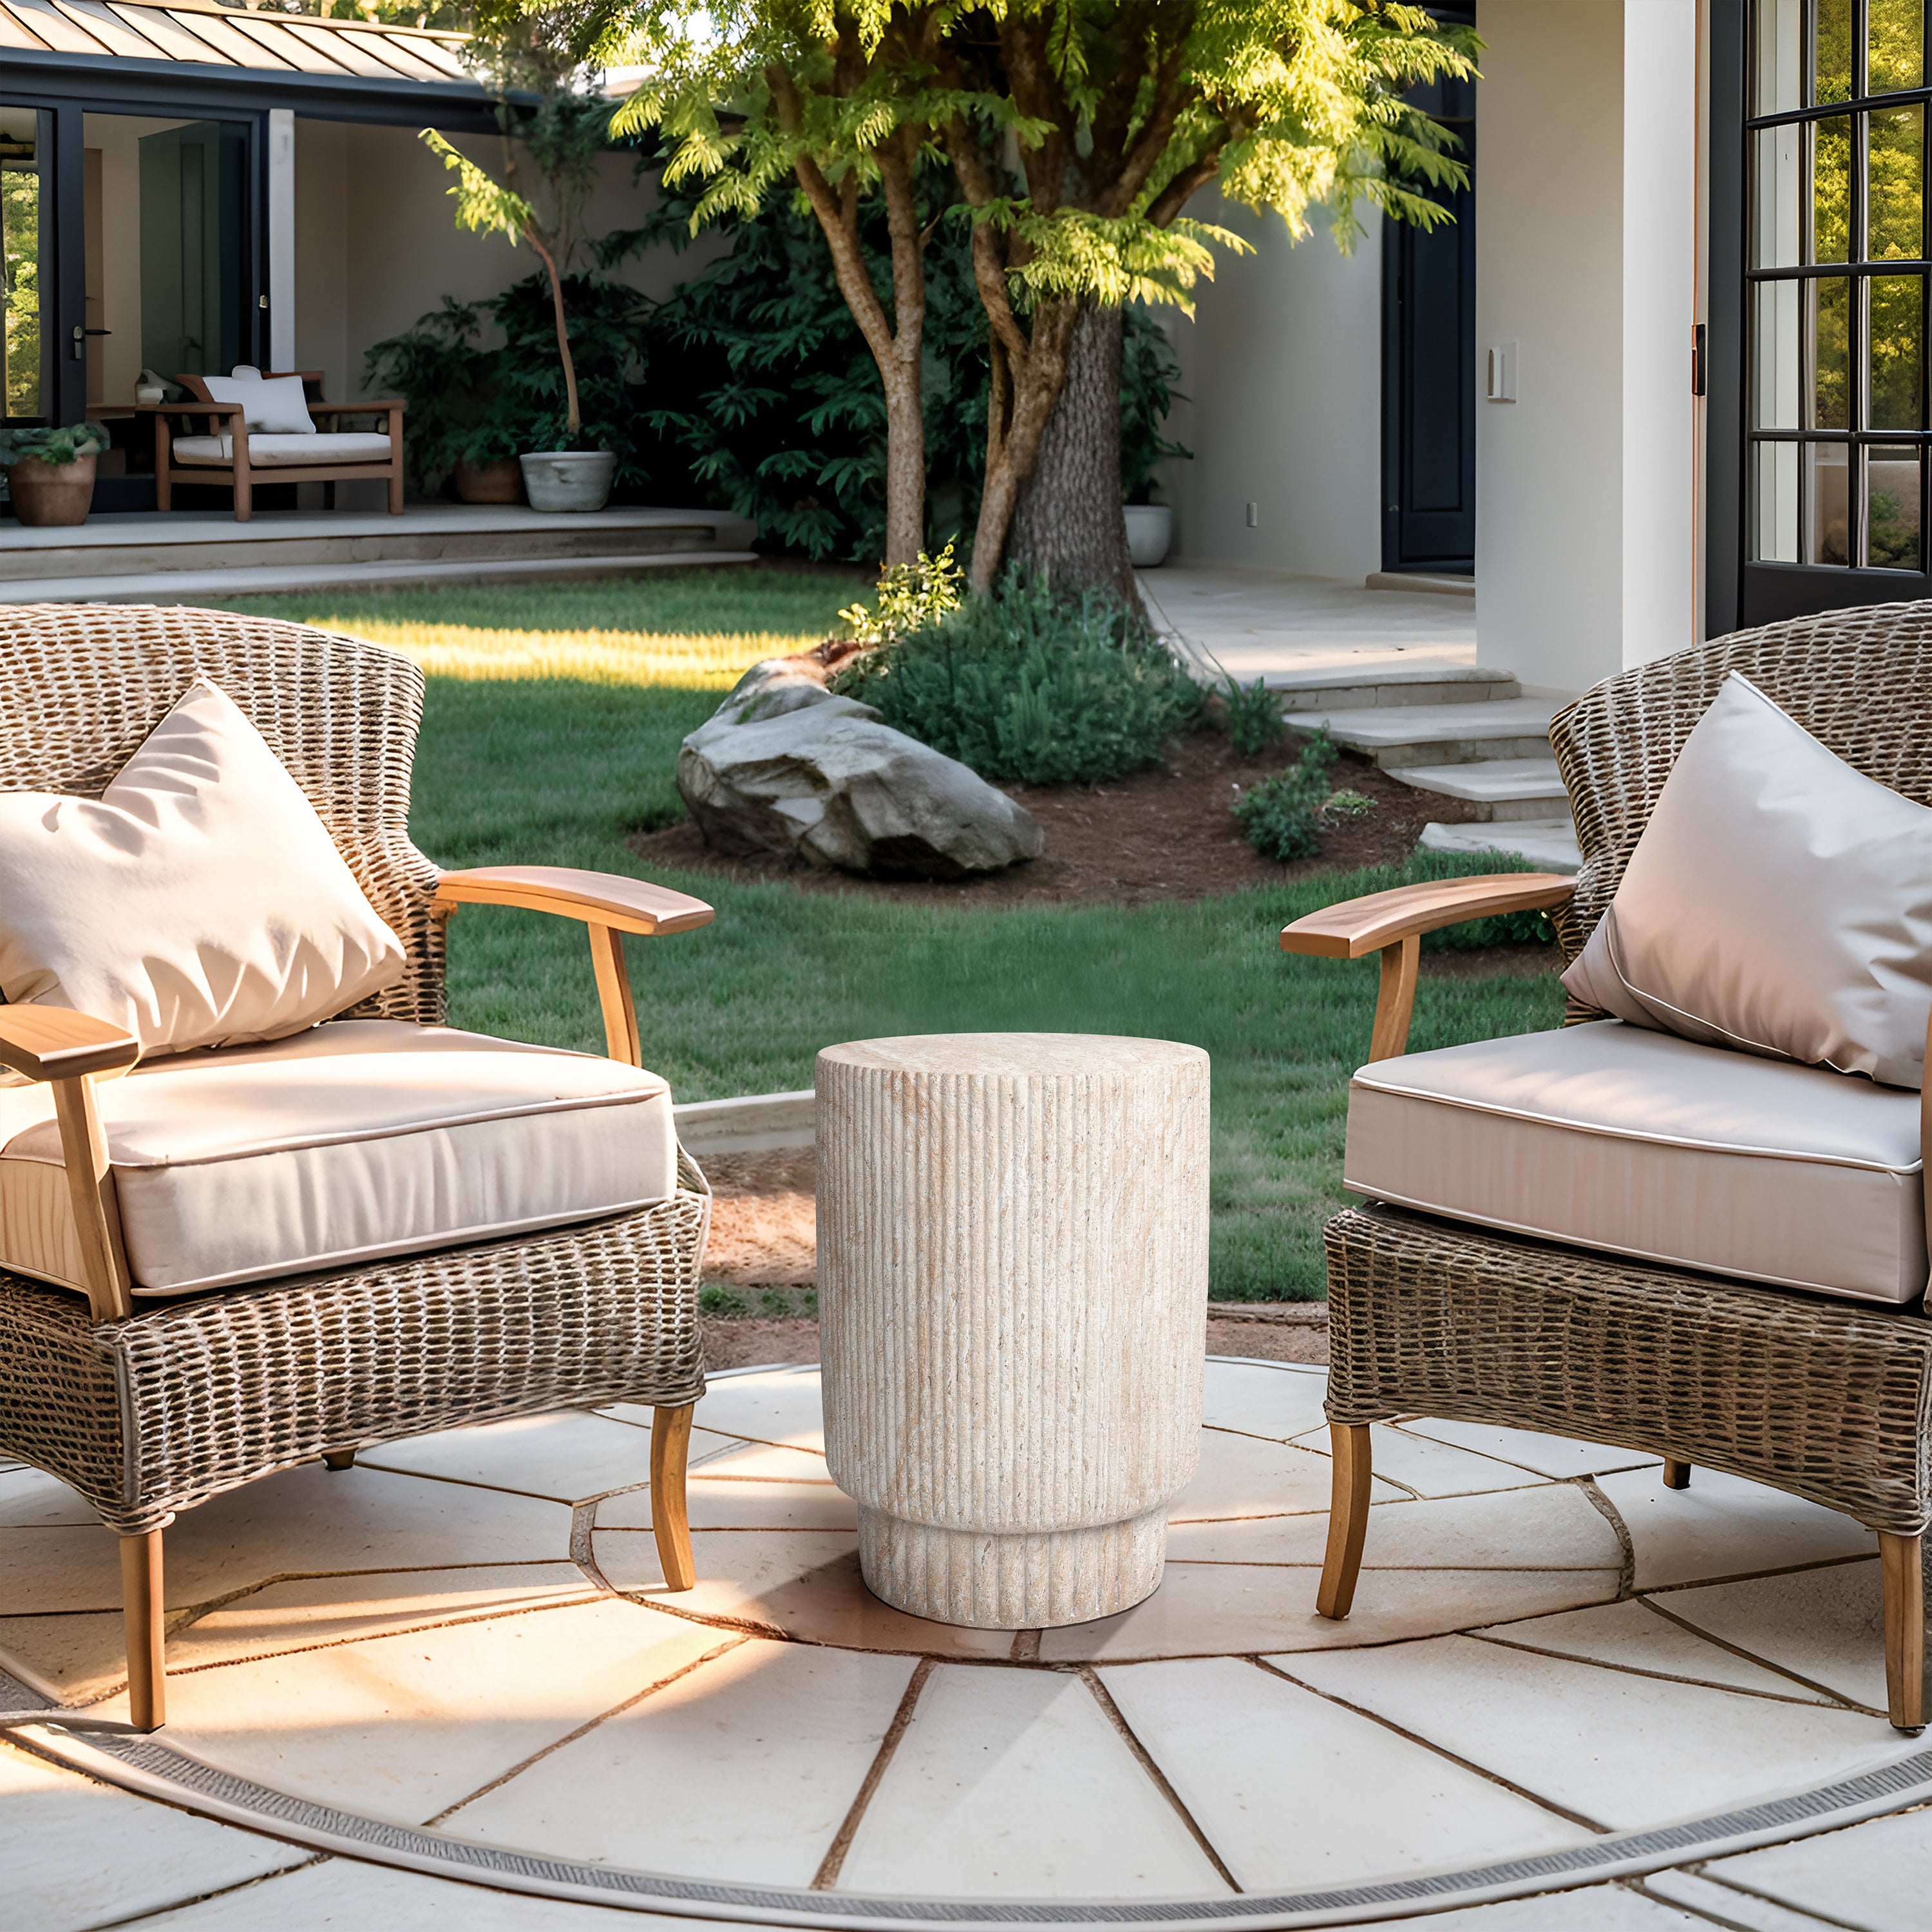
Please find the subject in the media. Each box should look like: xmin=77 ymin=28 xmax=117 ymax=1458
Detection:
xmin=294 ymin=118 xmax=723 ymax=406
xmin=1477 ymin=0 xmax=1701 ymax=698
xmin=1162 ymin=198 xmax=1383 ymax=579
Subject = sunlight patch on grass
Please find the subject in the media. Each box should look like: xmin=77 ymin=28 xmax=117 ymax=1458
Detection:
xmin=322 ymin=621 xmax=808 ymax=690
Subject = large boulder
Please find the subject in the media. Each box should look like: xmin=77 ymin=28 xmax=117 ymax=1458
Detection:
xmin=677 ymin=661 xmax=1043 ymax=878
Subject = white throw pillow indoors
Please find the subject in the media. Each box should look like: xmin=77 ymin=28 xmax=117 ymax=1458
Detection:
xmin=201 ymin=367 xmax=316 ymax=436
xmin=1561 ymin=670 xmax=1932 ymax=1089
xmin=0 ymin=679 xmax=404 ymax=1059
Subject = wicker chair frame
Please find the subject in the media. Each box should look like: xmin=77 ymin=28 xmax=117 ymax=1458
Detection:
xmin=0 ymin=605 xmax=712 ymax=1732
xmin=1303 ymin=600 xmax=1932 ymax=1732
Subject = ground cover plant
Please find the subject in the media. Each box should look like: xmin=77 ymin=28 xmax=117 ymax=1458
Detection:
xmin=835 ymin=560 xmax=1204 ymax=785
xmin=213 ymin=571 xmax=1562 ymax=1298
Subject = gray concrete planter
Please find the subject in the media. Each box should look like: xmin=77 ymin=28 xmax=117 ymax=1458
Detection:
xmin=519 ymin=450 xmax=616 ymax=513
xmin=1124 ymin=504 xmax=1173 ymax=566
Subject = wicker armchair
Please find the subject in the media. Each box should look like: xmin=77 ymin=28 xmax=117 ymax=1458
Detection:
xmin=0 ymin=605 xmax=714 ymax=1734
xmin=1283 ymin=602 xmax=1932 ymax=1734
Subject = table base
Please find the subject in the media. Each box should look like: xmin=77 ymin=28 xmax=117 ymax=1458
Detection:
xmin=857 ymin=1502 xmax=1168 ymax=1629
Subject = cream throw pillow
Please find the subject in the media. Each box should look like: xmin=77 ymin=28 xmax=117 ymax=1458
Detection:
xmin=202 ymin=370 xmax=316 ymax=436
xmin=0 ymin=679 xmax=404 ymax=1057
xmin=1561 ymin=671 xmax=1932 ymax=1089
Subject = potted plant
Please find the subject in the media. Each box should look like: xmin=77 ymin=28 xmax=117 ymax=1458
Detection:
xmin=1 ymin=423 xmax=109 ymax=527
xmin=424 ymin=73 xmax=617 ymax=513
xmin=1120 ymin=310 xmax=1190 ymax=567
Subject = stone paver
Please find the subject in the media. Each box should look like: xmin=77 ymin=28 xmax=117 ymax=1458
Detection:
xmin=2 ymin=1361 xmax=1926 ymax=1929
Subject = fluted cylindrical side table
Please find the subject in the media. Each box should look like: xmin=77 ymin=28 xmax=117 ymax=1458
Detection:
xmin=817 ymin=1033 xmax=1210 ymax=1629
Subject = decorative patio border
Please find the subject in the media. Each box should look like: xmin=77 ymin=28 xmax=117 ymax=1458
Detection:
xmin=15 ymin=1723 xmax=1931 ymax=1929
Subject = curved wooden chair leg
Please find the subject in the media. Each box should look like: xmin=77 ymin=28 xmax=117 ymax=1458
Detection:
xmin=1880 ymin=1531 xmax=1924 ymax=1732
xmin=120 ymin=1529 xmax=165 ymax=1732
xmin=651 ymin=1402 xmax=696 ymax=1593
xmin=1663 ymin=1459 xmax=1692 ymax=1490
xmin=1316 ymin=1424 xmax=1374 ymax=1620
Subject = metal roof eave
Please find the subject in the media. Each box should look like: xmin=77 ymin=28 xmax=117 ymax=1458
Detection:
xmin=3 ymin=43 xmax=497 ymax=129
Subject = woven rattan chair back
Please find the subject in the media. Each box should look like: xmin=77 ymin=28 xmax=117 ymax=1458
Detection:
xmin=1549 ymin=598 xmax=1932 ymax=966
xmin=0 ymin=602 xmax=444 ymax=1023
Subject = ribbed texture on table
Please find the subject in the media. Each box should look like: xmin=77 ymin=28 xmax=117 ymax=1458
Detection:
xmin=818 ymin=1035 xmax=1208 ymax=1628
xmin=1325 ymin=1203 xmax=1932 ymax=1537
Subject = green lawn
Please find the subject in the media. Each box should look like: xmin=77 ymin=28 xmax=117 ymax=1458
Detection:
xmin=213 ymin=571 xmax=1564 ymax=1300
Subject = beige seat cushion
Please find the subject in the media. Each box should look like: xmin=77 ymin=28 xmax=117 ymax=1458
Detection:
xmin=172 ymin=433 xmax=392 ymax=466
xmin=0 ymin=679 xmax=403 ymax=1057
xmin=0 ymin=1021 xmax=679 ymax=1296
xmin=1347 ymin=1021 xmax=1924 ymax=1305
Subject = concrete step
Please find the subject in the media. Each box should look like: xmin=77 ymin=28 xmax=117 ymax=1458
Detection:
xmin=1392 ymin=757 xmax=1569 ymax=821
xmin=0 ymin=505 xmax=756 ymax=582
xmin=1262 ymin=663 xmax=1520 ymax=713
xmin=1284 ymin=697 xmax=1558 ymax=769
xmin=0 ymin=550 xmax=761 ymax=605
xmin=1421 ymin=818 xmax=1581 ymax=875
xmin=1365 ymin=571 xmax=1475 ymax=598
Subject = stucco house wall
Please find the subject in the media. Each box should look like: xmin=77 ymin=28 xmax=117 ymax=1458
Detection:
xmin=295 ymin=118 xmax=721 ymax=406
xmin=1162 ymin=196 xmax=1384 ymax=581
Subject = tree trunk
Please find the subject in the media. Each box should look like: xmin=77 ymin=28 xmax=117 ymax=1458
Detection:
xmin=1006 ymin=301 xmax=1135 ymax=598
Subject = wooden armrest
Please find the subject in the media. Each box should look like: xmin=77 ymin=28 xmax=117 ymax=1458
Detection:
xmin=0 ymin=1010 xmax=137 ymax=1320
xmin=433 ymin=866 xmax=714 ymax=936
xmin=1281 ymin=874 xmax=1575 ymax=960
xmin=0 ymin=1007 xmax=140 ymax=1083
xmin=147 ymin=402 xmax=244 ymax=417
xmin=433 ymin=867 xmax=714 ymax=1070
xmin=309 ymin=400 xmax=406 ymax=414
xmin=1282 ymin=873 xmax=1575 ymax=1063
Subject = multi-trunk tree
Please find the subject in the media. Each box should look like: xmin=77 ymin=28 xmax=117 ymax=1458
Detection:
xmin=569 ymin=0 xmax=1475 ymax=588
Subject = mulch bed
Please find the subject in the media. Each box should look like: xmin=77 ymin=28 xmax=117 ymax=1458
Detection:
xmin=636 ymin=726 xmax=1500 ymax=911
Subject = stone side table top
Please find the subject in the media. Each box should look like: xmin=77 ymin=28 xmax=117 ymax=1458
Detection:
xmin=818 ymin=1032 xmax=1208 ymax=1079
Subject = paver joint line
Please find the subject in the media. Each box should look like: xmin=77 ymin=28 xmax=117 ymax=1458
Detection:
xmin=1575 ymin=1477 xmax=1639 ymax=1600
xmin=1634 ymin=1596 xmax=1885 ymax=1716
xmin=1463 ymin=1631 xmax=1855 ymax=1714
xmin=811 ymin=1655 xmax=935 ymax=1891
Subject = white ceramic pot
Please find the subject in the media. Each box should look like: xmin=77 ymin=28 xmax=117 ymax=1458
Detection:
xmin=520 ymin=450 xmax=616 ymax=513
xmin=1124 ymin=504 xmax=1173 ymax=567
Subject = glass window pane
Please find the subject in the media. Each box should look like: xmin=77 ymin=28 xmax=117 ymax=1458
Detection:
xmin=1756 ymin=440 xmax=1801 ymax=561
xmin=1808 ymin=117 xmax=1853 ymax=263
xmin=1806 ymin=442 xmax=1852 ymax=563
xmin=1870 ymin=273 xmax=1926 ymax=427
xmin=1755 ymin=124 xmax=1803 ymax=269
xmin=1868 ymin=106 xmax=1924 ymax=260
xmin=1809 ymin=276 xmax=1853 ymax=426
xmin=1814 ymin=0 xmax=1854 ymax=103
xmin=1867 ymin=445 xmax=1923 ymax=567
xmin=1870 ymin=0 xmax=1925 ymax=95
xmin=1754 ymin=280 xmax=1804 ymax=426
xmin=1757 ymin=0 xmax=1804 ymax=113
xmin=1 ymin=146 xmax=43 ymax=422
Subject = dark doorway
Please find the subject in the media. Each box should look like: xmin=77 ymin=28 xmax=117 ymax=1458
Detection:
xmin=1381 ymin=7 xmax=1477 ymax=576
xmin=138 ymin=120 xmax=249 ymax=383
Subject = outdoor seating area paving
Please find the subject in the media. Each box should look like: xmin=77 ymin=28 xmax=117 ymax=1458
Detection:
xmin=5 ymin=1358 xmax=1929 ymax=1931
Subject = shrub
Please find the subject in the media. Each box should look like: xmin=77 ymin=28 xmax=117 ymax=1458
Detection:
xmin=1232 ymin=733 xmax=1342 ymax=861
xmin=835 ymin=567 xmax=1205 ymax=786
xmin=1220 ymin=674 xmax=1285 ymax=757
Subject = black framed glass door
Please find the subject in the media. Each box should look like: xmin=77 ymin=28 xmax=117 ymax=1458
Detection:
xmin=1739 ymin=0 xmax=1932 ymax=624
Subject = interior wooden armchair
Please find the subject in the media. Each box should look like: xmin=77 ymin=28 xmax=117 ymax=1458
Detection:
xmin=154 ymin=370 xmax=405 ymax=519
xmin=1283 ymin=603 xmax=1932 ymax=1733
xmin=0 ymin=605 xmax=714 ymax=1734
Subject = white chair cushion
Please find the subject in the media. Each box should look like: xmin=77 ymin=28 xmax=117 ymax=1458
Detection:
xmin=172 ymin=433 xmax=391 ymax=467
xmin=1561 ymin=672 xmax=1932 ymax=1089
xmin=1346 ymin=1021 xmax=1924 ymax=1305
xmin=0 ymin=1021 xmax=679 ymax=1296
xmin=0 ymin=679 xmax=404 ymax=1058
xmin=202 ymin=370 xmax=316 ymax=435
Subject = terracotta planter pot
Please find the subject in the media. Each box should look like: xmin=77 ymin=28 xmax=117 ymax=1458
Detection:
xmin=453 ymin=457 xmax=524 ymax=504
xmin=7 ymin=453 xmax=95 ymax=527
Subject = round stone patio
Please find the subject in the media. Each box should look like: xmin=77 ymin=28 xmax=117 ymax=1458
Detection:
xmin=4 ymin=1358 xmax=1931 ymax=1930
